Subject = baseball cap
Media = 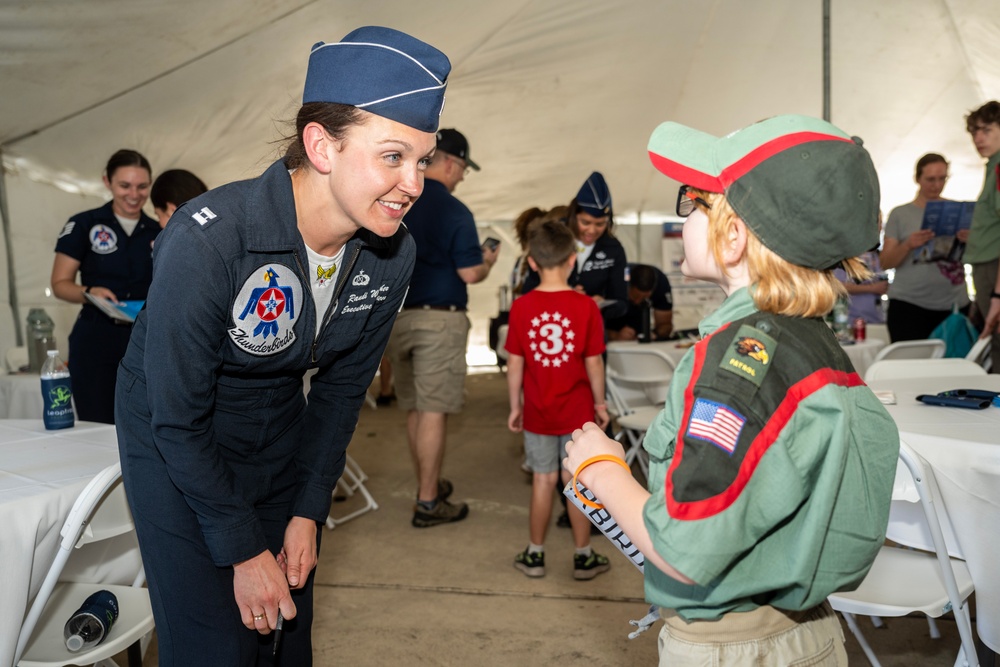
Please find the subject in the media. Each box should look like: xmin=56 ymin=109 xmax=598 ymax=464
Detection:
xmin=647 ymin=114 xmax=880 ymax=270
xmin=575 ymin=171 xmax=613 ymax=217
xmin=303 ymin=26 xmax=451 ymax=133
xmin=436 ymin=128 xmax=480 ymax=170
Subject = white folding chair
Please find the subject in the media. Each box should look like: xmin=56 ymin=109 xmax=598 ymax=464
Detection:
xmin=871 ymin=338 xmax=946 ymax=363
xmin=325 ymin=454 xmax=379 ymax=529
xmin=863 ymin=358 xmax=987 ymax=382
xmin=495 ymin=324 xmax=509 ymax=362
xmin=829 ymin=442 xmax=978 ymax=667
xmin=14 ymin=462 xmax=154 ymax=667
xmin=965 ymin=337 xmax=992 ymax=373
xmin=605 ymin=346 xmax=675 ymax=478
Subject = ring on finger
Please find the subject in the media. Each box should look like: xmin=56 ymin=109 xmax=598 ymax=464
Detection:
xmin=253 ymin=613 xmax=266 ymax=621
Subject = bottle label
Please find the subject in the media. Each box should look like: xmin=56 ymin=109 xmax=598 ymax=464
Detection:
xmin=41 ymin=376 xmax=75 ymax=429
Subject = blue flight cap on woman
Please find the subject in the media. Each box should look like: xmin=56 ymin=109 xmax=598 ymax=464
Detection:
xmin=576 ymin=171 xmax=613 ymax=217
xmin=303 ymin=26 xmax=451 ymax=133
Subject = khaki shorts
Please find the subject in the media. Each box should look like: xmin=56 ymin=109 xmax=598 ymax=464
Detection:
xmin=523 ymin=431 xmax=573 ymax=474
xmin=386 ymin=309 xmax=470 ymax=413
xmin=658 ymin=601 xmax=847 ymax=666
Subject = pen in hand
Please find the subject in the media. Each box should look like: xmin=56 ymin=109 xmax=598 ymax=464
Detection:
xmin=273 ymin=612 xmax=283 ymax=658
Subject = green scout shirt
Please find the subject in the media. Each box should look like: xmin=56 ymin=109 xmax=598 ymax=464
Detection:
xmin=641 ymin=288 xmax=899 ymax=621
xmin=964 ymin=151 xmax=1000 ymax=264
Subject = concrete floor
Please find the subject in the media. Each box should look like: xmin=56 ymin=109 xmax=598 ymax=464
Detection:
xmin=127 ymin=370 xmax=984 ymax=665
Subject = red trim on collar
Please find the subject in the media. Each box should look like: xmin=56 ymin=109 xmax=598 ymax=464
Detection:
xmin=665 ymin=343 xmax=865 ymax=521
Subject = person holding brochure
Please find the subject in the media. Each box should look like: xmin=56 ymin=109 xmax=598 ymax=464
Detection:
xmin=115 ymin=27 xmax=448 ymax=664
xmin=504 ymin=219 xmax=611 ymax=581
xmin=563 ymin=115 xmax=899 ymax=665
xmin=50 ymin=149 xmax=158 ymax=423
xmin=881 ymin=153 xmax=970 ymax=341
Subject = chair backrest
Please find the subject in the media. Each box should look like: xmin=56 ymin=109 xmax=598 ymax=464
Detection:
xmin=14 ymin=463 xmax=133 ymax=663
xmin=896 ymin=442 xmax=978 ymax=662
xmin=496 ymin=324 xmax=509 ymax=362
xmin=965 ymin=336 xmax=992 ymax=373
xmin=863 ymin=357 xmax=987 ymax=382
xmin=605 ymin=346 xmax=677 ymax=408
xmin=871 ymin=338 xmax=946 ymax=363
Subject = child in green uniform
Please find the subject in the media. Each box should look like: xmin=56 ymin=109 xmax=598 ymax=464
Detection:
xmin=563 ymin=114 xmax=900 ymax=666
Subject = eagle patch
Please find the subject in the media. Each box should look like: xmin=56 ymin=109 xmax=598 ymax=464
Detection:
xmin=719 ymin=323 xmax=777 ymax=387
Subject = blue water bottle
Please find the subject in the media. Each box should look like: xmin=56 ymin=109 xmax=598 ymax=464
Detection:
xmin=40 ymin=349 xmax=75 ymax=430
xmin=63 ymin=590 xmax=119 ymax=652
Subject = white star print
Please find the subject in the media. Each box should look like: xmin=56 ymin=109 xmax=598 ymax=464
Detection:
xmin=530 ymin=342 xmax=538 ymax=351
xmin=566 ymin=330 xmax=576 ymax=340
xmin=542 ymin=358 xmax=551 ymax=367
xmin=566 ymin=342 xmax=575 ymax=353
xmin=553 ymin=358 xmax=562 ymax=367
xmin=531 ymin=317 xmax=540 ymax=327
xmin=528 ymin=329 xmax=536 ymax=338
xmin=534 ymin=352 xmax=542 ymax=361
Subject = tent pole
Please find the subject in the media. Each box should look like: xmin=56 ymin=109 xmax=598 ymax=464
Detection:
xmin=0 ymin=148 xmax=24 ymax=346
xmin=822 ymin=0 xmax=831 ymax=121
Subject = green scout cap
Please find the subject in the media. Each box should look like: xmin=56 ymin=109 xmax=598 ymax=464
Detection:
xmin=647 ymin=114 xmax=880 ymax=270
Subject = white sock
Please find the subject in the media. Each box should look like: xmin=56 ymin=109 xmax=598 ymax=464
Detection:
xmin=528 ymin=543 xmax=544 ymax=554
xmin=575 ymin=545 xmax=592 ymax=557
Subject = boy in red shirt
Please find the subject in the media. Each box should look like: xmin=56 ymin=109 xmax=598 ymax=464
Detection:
xmin=505 ymin=220 xmax=612 ymax=579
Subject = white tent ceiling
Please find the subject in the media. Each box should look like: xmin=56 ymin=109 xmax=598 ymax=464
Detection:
xmin=2 ymin=0 xmax=999 ymax=349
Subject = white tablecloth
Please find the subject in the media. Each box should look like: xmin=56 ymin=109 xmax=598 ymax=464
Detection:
xmin=0 ymin=420 xmax=127 ymax=665
xmin=0 ymin=373 xmax=43 ymax=419
xmin=868 ymin=374 xmax=1000 ymax=652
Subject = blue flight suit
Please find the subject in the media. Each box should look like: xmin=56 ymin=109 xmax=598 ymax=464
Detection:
xmin=54 ymin=201 xmax=159 ymax=423
xmin=115 ymin=160 xmax=415 ymax=666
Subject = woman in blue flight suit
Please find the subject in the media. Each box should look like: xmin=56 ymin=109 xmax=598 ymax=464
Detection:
xmin=51 ymin=149 xmax=158 ymax=424
xmin=114 ymin=27 xmax=450 ymax=666
xmin=522 ymin=172 xmax=629 ymax=321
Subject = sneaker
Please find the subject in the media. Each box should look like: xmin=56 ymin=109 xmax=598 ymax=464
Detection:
xmin=375 ymin=393 xmax=395 ymax=406
xmin=573 ymin=550 xmax=611 ymax=580
xmin=412 ymin=498 xmax=469 ymax=527
xmin=514 ymin=548 xmax=546 ymax=578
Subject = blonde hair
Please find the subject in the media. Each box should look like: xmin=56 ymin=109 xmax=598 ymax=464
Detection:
xmin=696 ymin=190 xmax=871 ymax=318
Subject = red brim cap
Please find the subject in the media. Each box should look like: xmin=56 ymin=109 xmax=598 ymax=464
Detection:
xmin=647 ymin=114 xmax=880 ymax=270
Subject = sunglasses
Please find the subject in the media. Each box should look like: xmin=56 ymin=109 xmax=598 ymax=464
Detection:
xmin=676 ymin=185 xmax=712 ymax=217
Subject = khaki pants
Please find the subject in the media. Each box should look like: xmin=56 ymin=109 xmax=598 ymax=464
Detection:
xmin=658 ymin=601 xmax=847 ymax=666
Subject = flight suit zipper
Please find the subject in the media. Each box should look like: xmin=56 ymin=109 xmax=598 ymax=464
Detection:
xmin=293 ymin=244 xmax=363 ymax=363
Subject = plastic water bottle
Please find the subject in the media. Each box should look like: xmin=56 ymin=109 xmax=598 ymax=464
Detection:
xmin=832 ymin=298 xmax=850 ymax=341
xmin=40 ymin=350 xmax=75 ymax=430
xmin=26 ymin=308 xmax=56 ymax=372
xmin=63 ymin=590 xmax=119 ymax=652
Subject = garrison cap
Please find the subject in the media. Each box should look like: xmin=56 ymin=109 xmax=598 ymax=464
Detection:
xmin=576 ymin=171 xmax=613 ymax=218
xmin=647 ymin=114 xmax=880 ymax=270
xmin=303 ymin=26 xmax=450 ymax=133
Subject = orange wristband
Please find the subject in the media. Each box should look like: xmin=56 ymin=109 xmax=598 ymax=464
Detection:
xmin=572 ymin=455 xmax=631 ymax=510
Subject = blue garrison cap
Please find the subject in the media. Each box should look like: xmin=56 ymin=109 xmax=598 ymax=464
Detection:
xmin=303 ymin=26 xmax=451 ymax=133
xmin=575 ymin=171 xmax=613 ymax=217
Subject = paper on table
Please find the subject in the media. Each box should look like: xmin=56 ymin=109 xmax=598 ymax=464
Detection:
xmin=84 ymin=293 xmax=143 ymax=323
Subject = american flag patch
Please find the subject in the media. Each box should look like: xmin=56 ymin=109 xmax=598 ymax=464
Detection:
xmin=686 ymin=398 xmax=746 ymax=455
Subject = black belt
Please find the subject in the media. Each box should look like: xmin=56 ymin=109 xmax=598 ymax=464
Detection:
xmin=403 ymin=304 xmax=466 ymax=312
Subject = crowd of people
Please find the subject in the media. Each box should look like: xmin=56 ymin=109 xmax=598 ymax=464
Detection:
xmin=42 ymin=19 xmax=1000 ymax=665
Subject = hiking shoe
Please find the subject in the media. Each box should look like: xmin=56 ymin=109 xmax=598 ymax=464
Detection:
xmin=514 ymin=548 xmax=546 ymax=578
xmin=573 ymin=550 xmax=611 ymax=580
xmin=412 ymin=498 xmax=469 ymax=527
xmin=438 ymin=478 xmax=453 ymax=501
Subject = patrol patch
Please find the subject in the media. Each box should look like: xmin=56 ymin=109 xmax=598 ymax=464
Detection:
xmin=89 ymin=224 xmax=118 ymax=254
xmin=720 ymin=323 xmax=777 ymax=387
xmin=228 ymin=264 xmax=302 ymax=356
xmin=686 ymin=398 xmax=746 ymax=455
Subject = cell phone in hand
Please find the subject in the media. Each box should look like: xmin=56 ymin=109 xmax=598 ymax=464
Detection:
xmin=482 ymin=237 xmax=500 ymax=252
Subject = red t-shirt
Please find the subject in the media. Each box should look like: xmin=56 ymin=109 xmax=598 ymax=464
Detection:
xmin=505 ymin=289 xmax=606 ymax=434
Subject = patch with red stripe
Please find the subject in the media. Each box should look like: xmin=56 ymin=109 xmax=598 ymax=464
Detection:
xmin=665 ymin=343 xmax=864 ymax=521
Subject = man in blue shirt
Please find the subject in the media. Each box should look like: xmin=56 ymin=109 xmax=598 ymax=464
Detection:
xmin=606 ymin=263 xmax=674 ymax=341
xmin=387 ymin=128 xmax=500 ymax=526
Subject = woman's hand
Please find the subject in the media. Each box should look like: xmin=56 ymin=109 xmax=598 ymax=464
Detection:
xmin=233 ymin=550 xmax=296 ymax=634
xmin=281 ymin=517 xmax=318 ymax=589
xmin=87 ymin=286 xmax=120 ymax=304
xmin=906 ymin=228 xmax=935 ymax=249
xmin=563 ymin=422 xmax=625 ymax=486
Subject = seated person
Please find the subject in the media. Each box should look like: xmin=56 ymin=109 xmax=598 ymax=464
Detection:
xmin=606 ymin=263 xmax=673 ymax=340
